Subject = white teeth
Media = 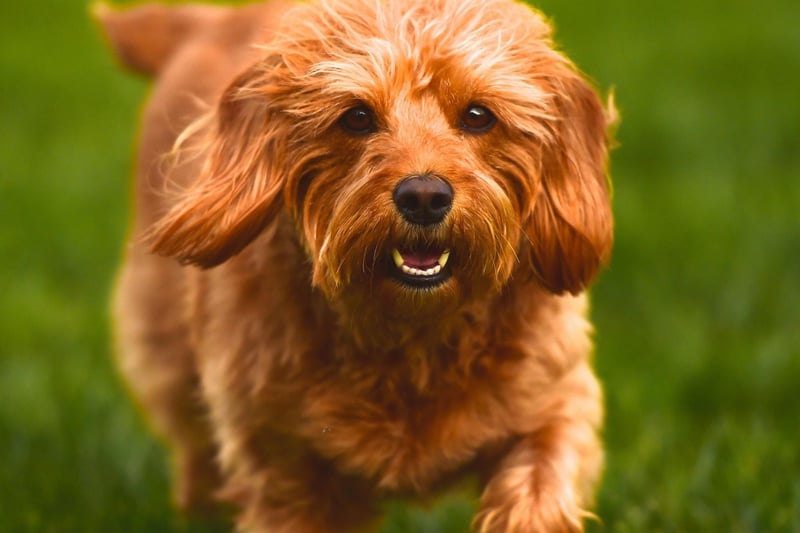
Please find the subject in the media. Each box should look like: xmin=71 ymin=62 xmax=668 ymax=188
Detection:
xmin=392 ymin=249 xmax=450 ymax=277
xmin=400 ymin=264 xmax=442 ymax=277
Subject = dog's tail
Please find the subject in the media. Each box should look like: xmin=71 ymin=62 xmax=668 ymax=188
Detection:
xmin=92 ymin=2 xmax=227 ymax=77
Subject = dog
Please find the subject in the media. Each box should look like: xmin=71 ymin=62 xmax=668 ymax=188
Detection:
xmin=96 ymin=0 xmax=614 ymax=530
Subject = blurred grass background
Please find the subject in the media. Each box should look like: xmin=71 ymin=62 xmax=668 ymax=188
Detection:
xmin=1 ymin=0 xmax=798 ymax=531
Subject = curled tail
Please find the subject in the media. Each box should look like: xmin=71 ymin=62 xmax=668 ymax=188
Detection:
xmin=92 ymin=2 xmax=227 ymax=77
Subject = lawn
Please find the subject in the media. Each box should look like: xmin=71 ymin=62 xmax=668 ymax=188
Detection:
xmin=1 ymin=0 xmax=798 ymax=531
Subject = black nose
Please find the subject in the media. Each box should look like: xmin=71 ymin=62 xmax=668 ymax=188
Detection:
xmin=392 ymin=174 xmax=454 ymax=226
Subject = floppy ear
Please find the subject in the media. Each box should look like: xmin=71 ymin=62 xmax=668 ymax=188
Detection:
xmin=524 ymin=73 xmax=614 ymax=294
xmin=149 ymin=64 xmax=287 ymax=267
xmin=93 ymin=2 xmax=226 ymax=78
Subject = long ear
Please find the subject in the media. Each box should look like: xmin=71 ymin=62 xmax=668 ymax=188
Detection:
xmin=525 ymin=73 xmax=614 ymax=294
xmin=149 ymin=65 xmax=287 ymax=267
xmin=93 ymin=2 xmax=226 ymax=77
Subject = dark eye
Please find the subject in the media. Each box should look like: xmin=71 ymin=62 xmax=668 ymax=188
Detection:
xmin=339 ymin=106 xmax=377 ymax=135
xmin=461 ymin=104 xmax=496 ymax=133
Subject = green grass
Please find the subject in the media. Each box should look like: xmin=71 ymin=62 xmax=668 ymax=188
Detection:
xmin=1 ymin=0 xmax=798 ymax=531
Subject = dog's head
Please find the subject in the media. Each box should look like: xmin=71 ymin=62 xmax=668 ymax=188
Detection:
xmin=151 ymin=0 xmax=614 ymax=310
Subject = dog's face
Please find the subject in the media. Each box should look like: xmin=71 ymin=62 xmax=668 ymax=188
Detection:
xmin=151 ymin=0 xmax=613 ymax=312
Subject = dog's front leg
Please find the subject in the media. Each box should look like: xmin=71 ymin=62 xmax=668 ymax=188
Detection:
xmin=473 ymin=364 xmax=603 ymax=533
xmin=226 ymin=450 xmax=380 ymax=533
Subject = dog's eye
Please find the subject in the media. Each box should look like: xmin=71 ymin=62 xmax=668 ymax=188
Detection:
xmin=461 ymin=105 xmax=496 ymax=133
xmin=339 ymin=106 xmax=377 ymax=135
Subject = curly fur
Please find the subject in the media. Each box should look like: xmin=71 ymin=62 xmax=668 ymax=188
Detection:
xmin=96 ymin=0 xmax=614 ymax=530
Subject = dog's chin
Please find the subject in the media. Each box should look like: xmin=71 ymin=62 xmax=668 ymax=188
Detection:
xmin=323 ymin=246 xmax=459 ymax=319
xmin=390 ymin=269 xmax=452 ymax=290
xmin=320 ymin=237 xmax=509 ymax=319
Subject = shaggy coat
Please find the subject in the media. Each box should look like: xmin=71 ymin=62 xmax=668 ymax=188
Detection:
xmin=96 ymin=0 xmax=614 ymax=531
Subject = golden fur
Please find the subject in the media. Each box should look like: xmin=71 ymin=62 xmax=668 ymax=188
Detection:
xmin=96 ymin=0 xmax=614 ymax=530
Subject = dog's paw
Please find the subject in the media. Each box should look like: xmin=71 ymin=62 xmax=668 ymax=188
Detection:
xmin=472 ymin=464 xmax=588 ymax=533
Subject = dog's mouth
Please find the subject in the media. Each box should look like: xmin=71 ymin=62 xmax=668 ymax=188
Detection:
xmin=389 ymin=247 xmax=452 ymax=289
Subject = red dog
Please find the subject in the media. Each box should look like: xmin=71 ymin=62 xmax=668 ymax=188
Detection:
xmin=97 ymin=0 xmax=614 ymax=530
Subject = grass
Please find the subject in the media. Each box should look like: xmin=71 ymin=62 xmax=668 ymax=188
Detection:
xmin=1 ymin=0 xmax=798 ymax=531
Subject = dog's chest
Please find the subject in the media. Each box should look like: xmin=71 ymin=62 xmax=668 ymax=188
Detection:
xmin=299 ymin=366 xmax=511 ymax=492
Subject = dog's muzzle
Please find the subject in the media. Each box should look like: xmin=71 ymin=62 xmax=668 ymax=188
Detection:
xmin=389 ymin=175 xmax=454 ymax=289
